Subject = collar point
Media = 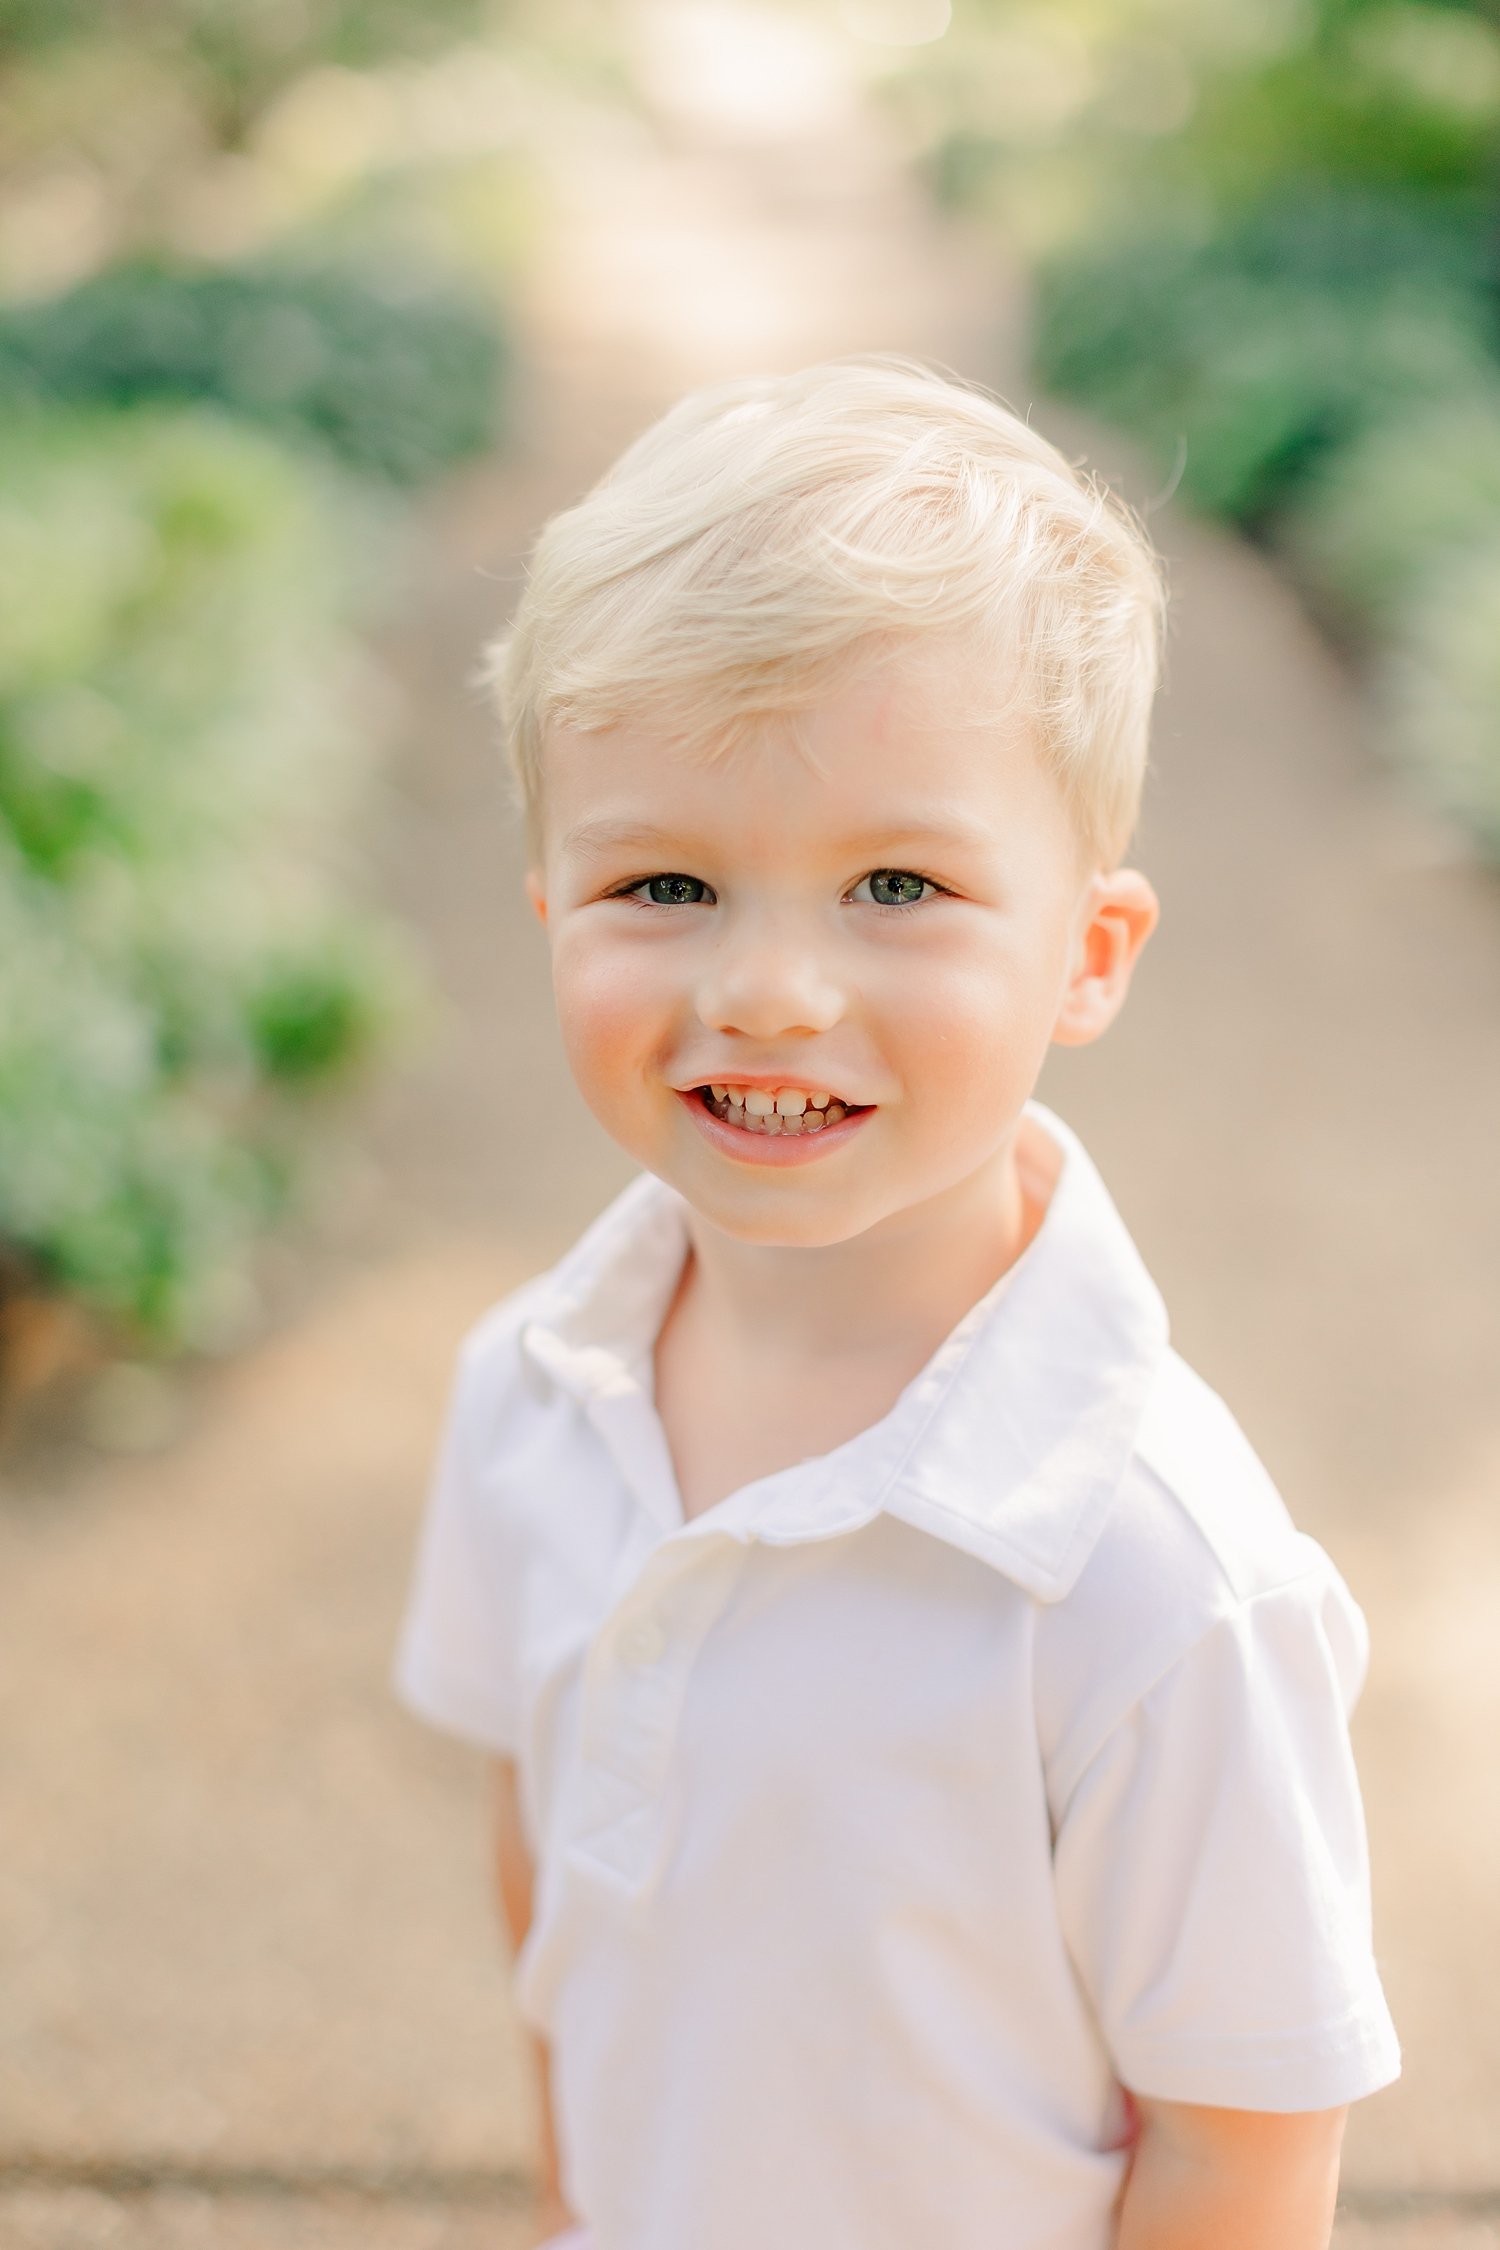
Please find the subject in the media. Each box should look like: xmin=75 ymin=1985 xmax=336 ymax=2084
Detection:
xmin=884 ymin=1485 xmax=1096 ymax=1605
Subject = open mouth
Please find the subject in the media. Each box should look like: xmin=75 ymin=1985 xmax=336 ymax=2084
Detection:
xmin=694 ymin=1084 xmax=868 ymax=1137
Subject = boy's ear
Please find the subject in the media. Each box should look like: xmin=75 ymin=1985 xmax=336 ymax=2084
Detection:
xmin=524 ymin=867 xmax=548 ymax=928
xmin=1051 ymin=868 xmax=1158 ymax=1048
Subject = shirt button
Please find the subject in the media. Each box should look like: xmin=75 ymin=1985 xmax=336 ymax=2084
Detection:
xmin=619 ymin=1617 xmax=668 ymax=1668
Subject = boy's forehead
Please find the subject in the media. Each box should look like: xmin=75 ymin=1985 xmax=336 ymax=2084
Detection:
xmin=557 ymin=802 xmax=1005 ymax=866
xmin=543 ymin=639 xmax=1053 ymax=861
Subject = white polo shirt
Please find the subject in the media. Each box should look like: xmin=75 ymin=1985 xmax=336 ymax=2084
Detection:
xmin=396 ymin=1102 xmax=1400 ymax=2250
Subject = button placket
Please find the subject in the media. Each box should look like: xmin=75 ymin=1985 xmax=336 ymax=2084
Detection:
xmin=571 ymin=1533 xmax=744 ymax=1889
xmin=618 ymin=1615 xmax=668 ymax=1669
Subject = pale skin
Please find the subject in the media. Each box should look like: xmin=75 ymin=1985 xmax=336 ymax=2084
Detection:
xmin=497 ymin=636 xmax=1349 ymax=2245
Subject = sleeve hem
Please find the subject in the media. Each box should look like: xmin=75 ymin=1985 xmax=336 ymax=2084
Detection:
xmin=1116 ymin=2010 xmax=1402 ymax=2113
xmin=393 ymin=1647 xmax=520 ymax=1757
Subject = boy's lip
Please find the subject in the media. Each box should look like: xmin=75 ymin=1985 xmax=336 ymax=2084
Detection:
xmin=674 ymin=1087 xmax=873 ymax=1165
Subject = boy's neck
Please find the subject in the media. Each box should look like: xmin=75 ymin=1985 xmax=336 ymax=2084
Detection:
xmin=672 ymin=1119 xmax=1052 ymax=1376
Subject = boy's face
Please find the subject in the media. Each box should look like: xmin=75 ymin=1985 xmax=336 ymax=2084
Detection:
xmin=526 ymin=640 xmax=1155 ymax=1250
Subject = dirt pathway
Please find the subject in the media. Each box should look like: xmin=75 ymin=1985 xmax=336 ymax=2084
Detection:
xmin=3 ymin=11 xmax=1498 ymax=2243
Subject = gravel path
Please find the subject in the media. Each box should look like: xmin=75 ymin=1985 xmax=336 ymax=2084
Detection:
xmin=3 ymin=15 xmax=1498 ymax=2243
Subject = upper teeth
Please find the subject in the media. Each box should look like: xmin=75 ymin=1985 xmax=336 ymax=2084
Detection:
xmin=710 ymin=1085 xmax=835 ymax=1116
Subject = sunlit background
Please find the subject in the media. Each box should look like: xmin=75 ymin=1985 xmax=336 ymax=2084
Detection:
xmin=2 ymin=4 xmax=1498 ymax=2245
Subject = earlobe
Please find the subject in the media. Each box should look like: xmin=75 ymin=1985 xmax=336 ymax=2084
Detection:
xmin=1051 ymin=869 xmax=1159 ymax=1049
xmin=525 ymin=868 xmax=548 ymax=929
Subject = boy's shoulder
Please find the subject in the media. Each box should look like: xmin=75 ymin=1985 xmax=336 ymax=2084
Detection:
xmin=1131 ymin=1343 xmax=1311 ymax=1603
xmin=1076 ymin=1338 xmax=1352 ymax=1657
xmin=1033 ymin=1343 xmax=1369 ymax=1802
xmin=1039 ymin=1328 xmax=1348 ymax=1627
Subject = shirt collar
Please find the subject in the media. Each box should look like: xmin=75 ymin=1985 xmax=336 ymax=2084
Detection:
xmin=880 ymin=1104 xmax=1168 ymax=1600
xmin=518 ymin=1102 xmax=1168 ymax=1602
xmin=519 ymin=1166 xmax=689 ymax=1395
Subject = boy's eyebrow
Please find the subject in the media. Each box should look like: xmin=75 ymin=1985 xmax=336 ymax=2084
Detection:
xmin=561 ymin=812 xmax=997 ymax=860
xmin=835 ymin=813 xmax=998 ymax=855
xmin=563 ymin=818 xmax=693 ymax=861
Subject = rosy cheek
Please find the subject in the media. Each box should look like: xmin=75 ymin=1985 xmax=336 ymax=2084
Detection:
xmin=892 ymin=960 xmax=1015 ymax=1077
xmin=889 ymin=952 xmax=1051 ymax=1121
xmin=552 ymin=934 xmax=667 ymax=1096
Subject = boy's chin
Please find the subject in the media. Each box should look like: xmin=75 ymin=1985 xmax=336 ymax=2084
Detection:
xmin=671 ymin=1174 xmax=889 ymax=1252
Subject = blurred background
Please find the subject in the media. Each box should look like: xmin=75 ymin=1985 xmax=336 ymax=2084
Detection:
xmin=1 ymin=2 xmax=1498 ymax=2244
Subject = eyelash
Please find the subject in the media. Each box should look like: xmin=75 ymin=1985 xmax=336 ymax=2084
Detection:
xmin=607 ymin=871 xmax=949 ymax=913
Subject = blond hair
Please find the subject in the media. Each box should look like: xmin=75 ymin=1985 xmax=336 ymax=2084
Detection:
xmin=489 ymin=358 xmax=1165 ymax=868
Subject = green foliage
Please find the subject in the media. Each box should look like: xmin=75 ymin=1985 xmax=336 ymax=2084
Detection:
xmin=1282 ymin=390 xmax=1500 ymax=626
xmin=247 ymin=941 xmax=394 ymax=1083
xmin=1282 ymin=392 xmax=1500 ymax=831
xmin=981 ymin=0 xmax=1500 ymax=852
xmin=0 ymin=406 xmax=411 ymax=1344
xmin=0 ymin=5 xmax=531 ymax=1368
xmin=0 ymin=257 xmax=507 ymax=488
xmin=1386 ymin=538 xmax=1500 ymax=852
xmin=1162 ymin=22 xmax=1500 ymax=212
xmin=0 ymin=0 xmax=500 ymax=144
xmin=1033 ymin=191 xmax=1496 ymax=523
xmin=913 ymin=0 xmax=1500 ymax=244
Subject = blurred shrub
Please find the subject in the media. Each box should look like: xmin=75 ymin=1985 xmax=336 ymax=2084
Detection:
xmin=945 ymin=0 xmax=1500 ymax=855
xmin=1282 ymin=392 xmax=1500 ymax=628
xmin=1385 ymin=539 xmax=1500 ymax=855
xmin=912 ymin=1 xmax=1500 ymax=250
xmin=1033 ymin=191 xmax=1496 ymax=524
xmin=0 ymin=406 xmax=411 ymax=1346
xmin=0 ymin=256 xmax=507 ymax=487
xmin=0 ymin=5 xmax=530 ymax=1382
xmin=0 ymin=0 xmax=498 ymax=144
xmin=1154 ymin=15 xmax=1500 ymax=215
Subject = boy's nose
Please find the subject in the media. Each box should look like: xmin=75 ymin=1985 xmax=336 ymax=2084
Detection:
xmin=694 ymin=918 xmax=844 ymax=1040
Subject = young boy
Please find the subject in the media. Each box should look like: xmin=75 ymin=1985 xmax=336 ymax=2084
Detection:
xmin=395 ymin=359 xmax=1400 ymax=2249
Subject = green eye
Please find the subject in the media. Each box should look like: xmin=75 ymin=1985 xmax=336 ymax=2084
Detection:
xmin=635 ymin=873 xmax=709 ymax=906
xmin=859 ymin=869 xmax=931 ymax=907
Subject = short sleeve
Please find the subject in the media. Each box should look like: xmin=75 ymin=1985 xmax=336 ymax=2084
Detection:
xmin=393 ymin=1320 xmax=525 ymax=1756
xmin=1052 ymin=1567 xmax=1401 ymax=2111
